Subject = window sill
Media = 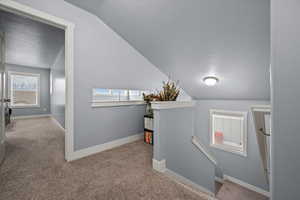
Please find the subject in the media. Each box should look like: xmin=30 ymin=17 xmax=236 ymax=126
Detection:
xmin=210 ymin=143 xmax=247 ymax=157
xmin=91 ymin=101 xmax=146 ymax=108
xmin=11 ymin=105 xmax=40 ymax=109
xmin=151 ymin=101 xmax=195 ymax=110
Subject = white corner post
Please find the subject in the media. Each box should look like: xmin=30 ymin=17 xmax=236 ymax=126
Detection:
xmin=150 ymin=101 xmax=196 ymax=172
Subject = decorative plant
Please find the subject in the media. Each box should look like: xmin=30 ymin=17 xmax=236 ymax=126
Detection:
xmin=143 ymin=79 xmax=180 ymax=115
xmin=155 ymin=80 xmax=180 ymax=101
xmin=143 ymin=93 xmax=158 ymax=103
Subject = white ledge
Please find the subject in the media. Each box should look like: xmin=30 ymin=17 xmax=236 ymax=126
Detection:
xmin=250 ymin=105 xmax=271 ymax=113
xmin=92 ymin=101 xmax=146 ymax=108
xmin=151 ymin=101 xmax=196 ymax=110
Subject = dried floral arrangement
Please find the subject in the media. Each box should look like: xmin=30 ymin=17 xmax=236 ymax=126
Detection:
xmin=143 ymin=80 xmax=180 ymax=102
xmin=143 ymin=80 xmax=180 ymax=115
xmin=156 ymin=80 xmax=180 ymax=101
xmin=143 ymin=80 xmax=180 ymax=103
xmin=143 ymin=93 xmax=157 ymax=103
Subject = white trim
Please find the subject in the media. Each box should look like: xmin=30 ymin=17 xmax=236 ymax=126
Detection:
xmin=0 ymin=0 xmax=75 ymax=162
xmin=51 ymin=117 xmax=65 ymax=131
xmin=152 ymin=159 xmax=166 ymax=173
xmin=251 ymin=105 xmax=271 ymax=113
xmin=0 ymin=0 xmax=75 ymax=29
xmin=92 ymin=101 xmax=146 ymax=108
xmin=192 ymin=136 xmax=218 ymax=166
xmin=151 ymin=101 xmax=195 ymax=110
xmin=223 ymin=175 xmax=270 ymax=197
xmin=12 ymin=114 xmax=51 ymax=120
xmin=69 ymin=133 xmax=143 ymax=161
xmin=215 ymin=176 xmax=225 ymax=184
xmin=209 ymin=109 xmax=248 ymax=157
xmin=64 ymin=16 xmax=74 ymax=162
xmin=164 ymin=169 xmax=216 ymax=199
xmin=152 ymin=159 xmax=215 ymax=198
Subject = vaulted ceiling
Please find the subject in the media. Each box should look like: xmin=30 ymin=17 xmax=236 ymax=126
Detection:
xmin=68 ymin=0 xmax=270 ymax=100
xmin=0 ymin=10 xmax=65 ymax=69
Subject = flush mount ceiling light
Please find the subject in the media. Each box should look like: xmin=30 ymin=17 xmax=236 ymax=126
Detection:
xmin=203 ymin=76 xmax=219 ymax=86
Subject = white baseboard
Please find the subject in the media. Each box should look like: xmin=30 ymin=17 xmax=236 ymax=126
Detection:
xmin=152 ymin=158 xmax=215 ymax=198
xmin=223 ymin=175 xmax=270 ymax=197
xmin=51 ymin=117 xmax=65 ymax=131
xmin=152 ymin=159 xmax=166 ymax=172
xmin=69 ymin=133 xmax=143 ymax=161
xmin=12 ymin=114 xmax=52 ymax=120
xmin=215 ymin=176 xmax=225 ymax=184
xmin=165 ymin=169 xmax=216 ymax=199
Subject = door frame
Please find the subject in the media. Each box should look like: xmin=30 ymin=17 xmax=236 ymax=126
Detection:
xmin=0 ymin=31 xmax=5 ymax=165
xmin=0 ymin=0 xmax=75 ymax=161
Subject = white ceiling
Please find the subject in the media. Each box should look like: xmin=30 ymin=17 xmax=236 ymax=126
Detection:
xmin=0 ymin=10 xmax=65 ymax=69
xmin=66 ymin=0 xmax=270 ymax=100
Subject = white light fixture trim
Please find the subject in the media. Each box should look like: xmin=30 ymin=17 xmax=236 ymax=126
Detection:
xmin=203 ymin=76 xmax=219 ymax=86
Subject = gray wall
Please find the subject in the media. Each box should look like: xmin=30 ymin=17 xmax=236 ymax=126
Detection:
xmin=271 ymin=0 xmax=300 ymax=199
xmin=0 ymin=9 xmax=64 ymax=69
xmin=13 ymin=0 xmax=172 ymax=151
xmin=153 ymin=108 xmax=215 ymax=194
xmin=66 ymin=0 xmax=270 ymax=100
xmin=6 ymin=64 xmax=50 ymax=117
xmin=195 ymin=100 xmax=269 ymax=191
xmin=51 ymin=47 xmax=65 ymax=128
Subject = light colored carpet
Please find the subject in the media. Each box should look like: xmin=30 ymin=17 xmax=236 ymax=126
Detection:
xmin=0 ymin=117 xmax=211 ymax=200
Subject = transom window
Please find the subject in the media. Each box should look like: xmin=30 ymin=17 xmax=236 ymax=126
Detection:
xmin=210 ymin=109 xmax=247 ymax=156
xmin=9 ymin=72 xmax=40 ymax=107
xmin=92 ymin=88 xmax=150 ymax=102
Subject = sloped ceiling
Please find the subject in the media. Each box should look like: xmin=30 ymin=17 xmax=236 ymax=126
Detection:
xmin=0 ymin=10 xmax=65 ymax=69
xmin=66 ymin=0 xmax=270 ymax=100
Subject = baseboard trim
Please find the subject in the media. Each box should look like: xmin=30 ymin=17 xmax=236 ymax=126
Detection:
xmin=152 ymin=158 xmax=215 ymax=198
xmin=223 ymin=175 xmax=270 ymax=197
xmin=51 ymin=117 xmax=65 ymax=131
xmin=152 ymin=159 xmax=166 ymax=173
xmin=165 ymin=169 xmax=216 ymax=199
xmin=12 ymin=114 xmax=52 ymax=120
xmin=69 ymin=133 xmax=143 ymax=161
xmin=215 ymin=176 xmax=225 ymax=184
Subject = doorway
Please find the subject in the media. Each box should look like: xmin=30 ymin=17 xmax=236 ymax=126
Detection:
xmin=0 ymin=1 xmax=74 ymax=162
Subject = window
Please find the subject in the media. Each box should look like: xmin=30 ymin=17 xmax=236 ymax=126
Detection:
xmin=9 ymin=72 xmax=40 ymax=107
xmin=210 ymin=109 xmax=247 ymax=156
xmin=128 ymin=90 xmax=147 ymax=101
xmin=92 ymin=88 xmax=151 ymax=107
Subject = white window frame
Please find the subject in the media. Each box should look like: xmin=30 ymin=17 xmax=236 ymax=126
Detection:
xmin=91 ymin=88 xmax=149 ymax=107
xmin=8 ymin=71 xmax=41 ymax=108
xmin=209 ymin=109 xmax=248 ymax=157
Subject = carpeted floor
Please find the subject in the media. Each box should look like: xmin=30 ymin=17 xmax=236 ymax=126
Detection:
xmin=0 ymin=117 xmax=211 ymax=200
xmin=216 ymin=181 xmax=268 ymax=200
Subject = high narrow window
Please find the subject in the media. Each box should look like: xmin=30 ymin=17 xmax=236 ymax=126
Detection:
xmin=92 ymin=88 xmax=150 ymax=102
xmin=210 ymin=109 xmax=247 ymax=156
xmin=9 ymin=72 xmax=40 ymax=107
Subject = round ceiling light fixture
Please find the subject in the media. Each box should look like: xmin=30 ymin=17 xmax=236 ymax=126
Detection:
xmin=203 ymin=76 xmax=219 ymax=86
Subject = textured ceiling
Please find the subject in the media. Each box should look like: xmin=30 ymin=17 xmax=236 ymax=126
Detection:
xmin=0 ymin=10 xmax=65 ymax=69
xmin=68 ymin=0 xmax=270 ymax=100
